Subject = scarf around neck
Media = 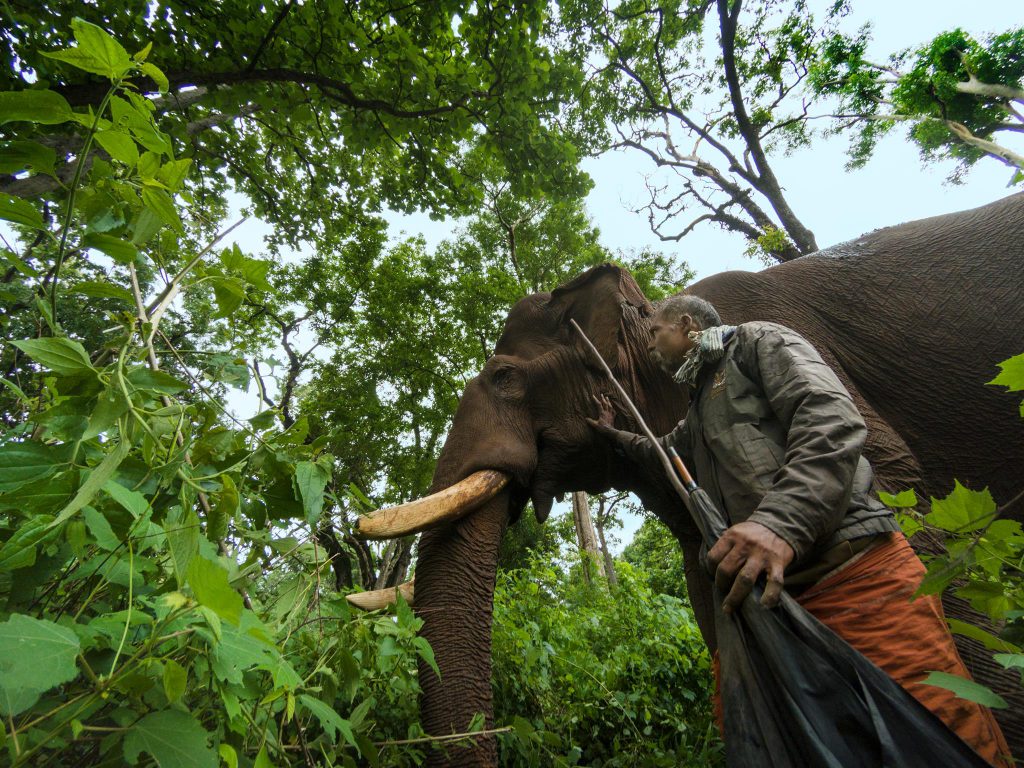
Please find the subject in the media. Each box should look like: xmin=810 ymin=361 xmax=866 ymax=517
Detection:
xmin=672 ymin=325 xmax=737 ymax=388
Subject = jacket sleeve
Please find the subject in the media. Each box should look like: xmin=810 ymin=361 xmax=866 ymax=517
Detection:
xmin=742 ymin=326 xmax=865 ymax=562
xmin=601 ymin=418 xmax=691 ymax=466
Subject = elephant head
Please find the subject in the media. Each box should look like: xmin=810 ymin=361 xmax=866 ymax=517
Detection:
xmin=356 ymin=264 xmax=687 ymax=765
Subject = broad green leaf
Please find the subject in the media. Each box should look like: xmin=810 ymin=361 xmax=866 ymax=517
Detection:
xmin=988 ymin=353 xmax=1024 ymax=392
xmin=0 ymin=90 xmax=74 ymax=125
xmin=82 ymin=232 xmax=139 ymax=264
xmin=0 ymin=515 xmax=59 ymax=571
xmin=94 ymin=129 xmax=139 ymax=166
xmin=878 ymin=488 xmax=917 ymax=509
xmin=295 ymin=460 xmax=330 ymax=524
xmin=50 ymin=436 xmax=131 ymax=527
xmin=123 ymin=709 xmax=217 ymax=768
xmin=126 ymin=367 xmax=187 ymax=395
xmin=995 ymin=653 xmax=1024 ymax=672
xmin=84 ymin=388 xmax=130 ymax=439
xmin=141 ymin=187 xmax=183 ymax=232
xmin=69 ymin=280 xmax=134 ymax=303
xmin=253 ymin=746 xmax=273 ymax=768
xmin=211 ymin=277 xmax=246 ymax=318
xmin=0 ymin=614 xmax=81 ymax=716
xmin=918 ymin=671 xmax=1007 ymax=709
xmin=162 ymin=659 xmax=187 ymax=703
xmin=0 ymin=192 xmax=45 ymax=230
xmin=209 ymin=475 xmax=237 ymax=541
xmin=413 ymin=636 xmax=441 ymax=679
xmin=218 ymin=744 xmax=238 ymax=768
xmin=83 ymin=505 xmax=121 ymax=550
xmin=0 ymin=377 xmax=28 ymax=403
xmin=45 ymin=19 xmax=133 ymax=81
xmin=187 ymin=556 xmax=243 ymax=625
xmin=156 ymin=158 xmax=192 ymax=192
xmin=946 ymin=619 xmax=1019 ymax=653
xmin=926 ymin=481 xmax=996 ymax=533
xmin=103 ymin=480 xmax=150 ymax=519
xmin=298 ymin=694 xmax=358 ymax=748
xmin=0 ymin=140 xmax=57 ymax=176
xmin=0 ymin=441 xmax=67 ymax=491
xmin=0 ymin=471 xmax=74 ymax=512
xmin=165 ymin=507 xmax=200 ymax=587
xmin=140 ymin=62 xmax=170 ymax=92
xmin=12 ymin=336 xmax=95 ymax=376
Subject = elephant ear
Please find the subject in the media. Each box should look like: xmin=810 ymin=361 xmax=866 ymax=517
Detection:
xmin=547 ymin=263 xmax=652 ymax=372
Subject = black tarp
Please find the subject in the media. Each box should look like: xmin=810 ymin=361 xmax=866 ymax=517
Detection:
xmin=684 ymin=475 xmax=993 ymax=767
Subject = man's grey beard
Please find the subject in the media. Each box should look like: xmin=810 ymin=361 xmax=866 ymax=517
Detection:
xmin=650 ymin=348 xmax=683 ymax=374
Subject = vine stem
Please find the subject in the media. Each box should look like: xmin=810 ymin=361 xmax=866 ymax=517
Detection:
xmin=50 ymin=84 xmax=117 ymax=322
xmin=108 ymin=540 xmax=134 ymax=676
xmin=375 ymin=726 xmax=513 ymax=747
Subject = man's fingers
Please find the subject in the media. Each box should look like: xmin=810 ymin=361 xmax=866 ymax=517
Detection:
xmin=713 ymin=546 xmax=744 ymax=593
xmin=722 ymin=561 xmax=761 ymax=615
xmin=761 ymin=566 xmax=785 ymax=609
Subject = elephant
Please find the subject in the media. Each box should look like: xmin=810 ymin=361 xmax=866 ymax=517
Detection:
xmin=356 ymin=191 xmax=1024 ymax=766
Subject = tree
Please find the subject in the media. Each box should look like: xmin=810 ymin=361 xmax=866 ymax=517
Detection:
xmin=566 ymin=0 xmax=838 ymax=262
xmin=622 ymin=516 xmax=689 ymax=601
xmin=811 ymin=27 xmax=1024 ymax=182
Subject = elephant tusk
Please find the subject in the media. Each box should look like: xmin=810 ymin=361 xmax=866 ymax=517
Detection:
xmin=346 ymin=579 xmax=415 ymax=610
xmin=355 ymin=470 xmax=511 ymax=539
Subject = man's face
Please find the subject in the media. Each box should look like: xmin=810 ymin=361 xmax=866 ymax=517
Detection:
xmin=648 ymin=312 xmax=697 ymax=374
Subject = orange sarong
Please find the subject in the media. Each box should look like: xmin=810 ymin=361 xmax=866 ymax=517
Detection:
xmin=712 ymin=532 xmax=1012 ymax=767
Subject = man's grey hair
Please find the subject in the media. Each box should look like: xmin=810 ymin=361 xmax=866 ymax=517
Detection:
xmin=654 ymin=294 xmax=722 ymax=330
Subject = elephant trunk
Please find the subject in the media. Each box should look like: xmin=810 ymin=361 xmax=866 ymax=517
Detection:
xmin=415 ymin=490 xmax=509 ymax=767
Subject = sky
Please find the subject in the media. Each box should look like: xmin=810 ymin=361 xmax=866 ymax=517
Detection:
xmin=228 ymin=0 xmax=1024 ymax=554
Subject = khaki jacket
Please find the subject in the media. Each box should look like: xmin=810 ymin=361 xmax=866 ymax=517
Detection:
xmin=610 ymin=321 xmax=898 ymax=570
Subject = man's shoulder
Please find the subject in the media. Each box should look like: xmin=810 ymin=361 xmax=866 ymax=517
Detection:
xmin=732 ymin=320 xmax=807 ymax=345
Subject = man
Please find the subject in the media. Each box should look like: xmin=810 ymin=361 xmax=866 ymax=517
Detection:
xmin=589 ymin=294 xmax=1010 ymax=766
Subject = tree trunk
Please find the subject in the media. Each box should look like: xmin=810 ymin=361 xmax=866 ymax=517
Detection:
xmin=571 ymin=491 xmax=605 ymax=584
xmin=595 ymin=514 xmax=618 ymax=588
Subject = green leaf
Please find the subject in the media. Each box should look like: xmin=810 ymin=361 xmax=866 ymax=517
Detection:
xmin=0 ymin=614 xmax=81 ymax=716
xmin=926 ymin=481 xmax=996 ymax=533
xmin=295 ymin=461 xmax=330 ymax=524
xmin=0 ymin=192 xmax=46 ymax=230
xmin=0 ymin=515 xmax=59 ymax=571
xmin=140 ymin=62 xmax=169 ymax=92
xmin=988 ymin=353 xmax=1024 ymax=392
xmin=45 ymin=19 xmax=133 ymax=81
xmin=162 ymin=659 xmax=187 ymax=703
xmin=298 ymin=694 xmax=358 ymax=749
xmin=126 ymin=367 xmax=188 ymax=395
xmin=85 ymin=388 xmax=130 ymax=439
xmin=51 ymin=436 xmax=131 ymax=527
xmin=165 ymin=507 xmax=200 ymax=587
xmin=187 ymin=556 xmax=243 ymax=626
xmin=0 ymin=90 xmax=74 ymax=125
xmin=12 ymin=337 xmax=95 ymax=376
xmin=82 ymin=232 xmax=139 ymax=264
xmin=69 ymin=280 xmax=134 ymax=303
xmin=211 ymin=277 xmax=246 ymax=318
xmin=218 ymin=744 xmax=238 ymax=768
xmin=156 ymin=158 xmax=192 ymax=192
xmin=94 ymin=129 xmax=139 ymax=166
xmin=0 ymin=441 xmax=67 ymax=491
xmin=946 ymin=618 xmax=1020 ymax=653
xmin=995 ymin=653 xmax=1024 ymax=672
xmin=878 ymin=488 xmax=917 ymax=509
xmin=103 ymin=479 xmax=150 ymax=519
xmin=253 ymin=746 xmax=273 ymax=768
xmin=0 ymin=140 xmax=57 ymax=176
xmin=917 ymin=671 xmax=1007 ymax=709
xmin=84 ymin=505 xmax=121 ymax=550
xmin=123 ymin=709 xmax=217 ymax=768
xmin=0 ymin=471 xmax=74 ymax=512
xmin=140 ymin=187 xmax=183 ymax=232
xmin=209 ymin=475 xmax=237 ymax=541
xmin=413 ymin=636 xmax=441 ymax=679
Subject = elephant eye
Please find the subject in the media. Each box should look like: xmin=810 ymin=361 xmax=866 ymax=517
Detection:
xmin=492 ymin=366 xmax=526 ymax=400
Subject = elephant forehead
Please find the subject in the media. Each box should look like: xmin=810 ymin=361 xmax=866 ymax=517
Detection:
xmin=494 ymin=293 xmax=563 ymax=358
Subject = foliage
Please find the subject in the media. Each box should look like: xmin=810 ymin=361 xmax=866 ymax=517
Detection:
xmin=811 ymin=26 xmax=1024 ymax=182
xmin=622 ymin=517 xmax=689 ymax=601
xmin=0 ymin=24 xmax=453 ymax=766
xmin=492 ymin=556 xmax=721 ymax=767
xmin=886 ymin=351 xmax=1024 ymax=704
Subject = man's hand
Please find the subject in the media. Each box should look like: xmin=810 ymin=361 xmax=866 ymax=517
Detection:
xmin=585 ymin=394 xmax=616 ymax=434
xmin=707 ymin=521 xmax=795 ymax=614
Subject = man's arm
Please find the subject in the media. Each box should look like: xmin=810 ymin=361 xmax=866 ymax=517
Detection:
xmin=744 ymin=325 xmax=865 ymax=561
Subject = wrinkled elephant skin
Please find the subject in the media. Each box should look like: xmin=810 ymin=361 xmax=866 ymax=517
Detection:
xmin=412 ymin=193 xmax=1024 ymax=765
